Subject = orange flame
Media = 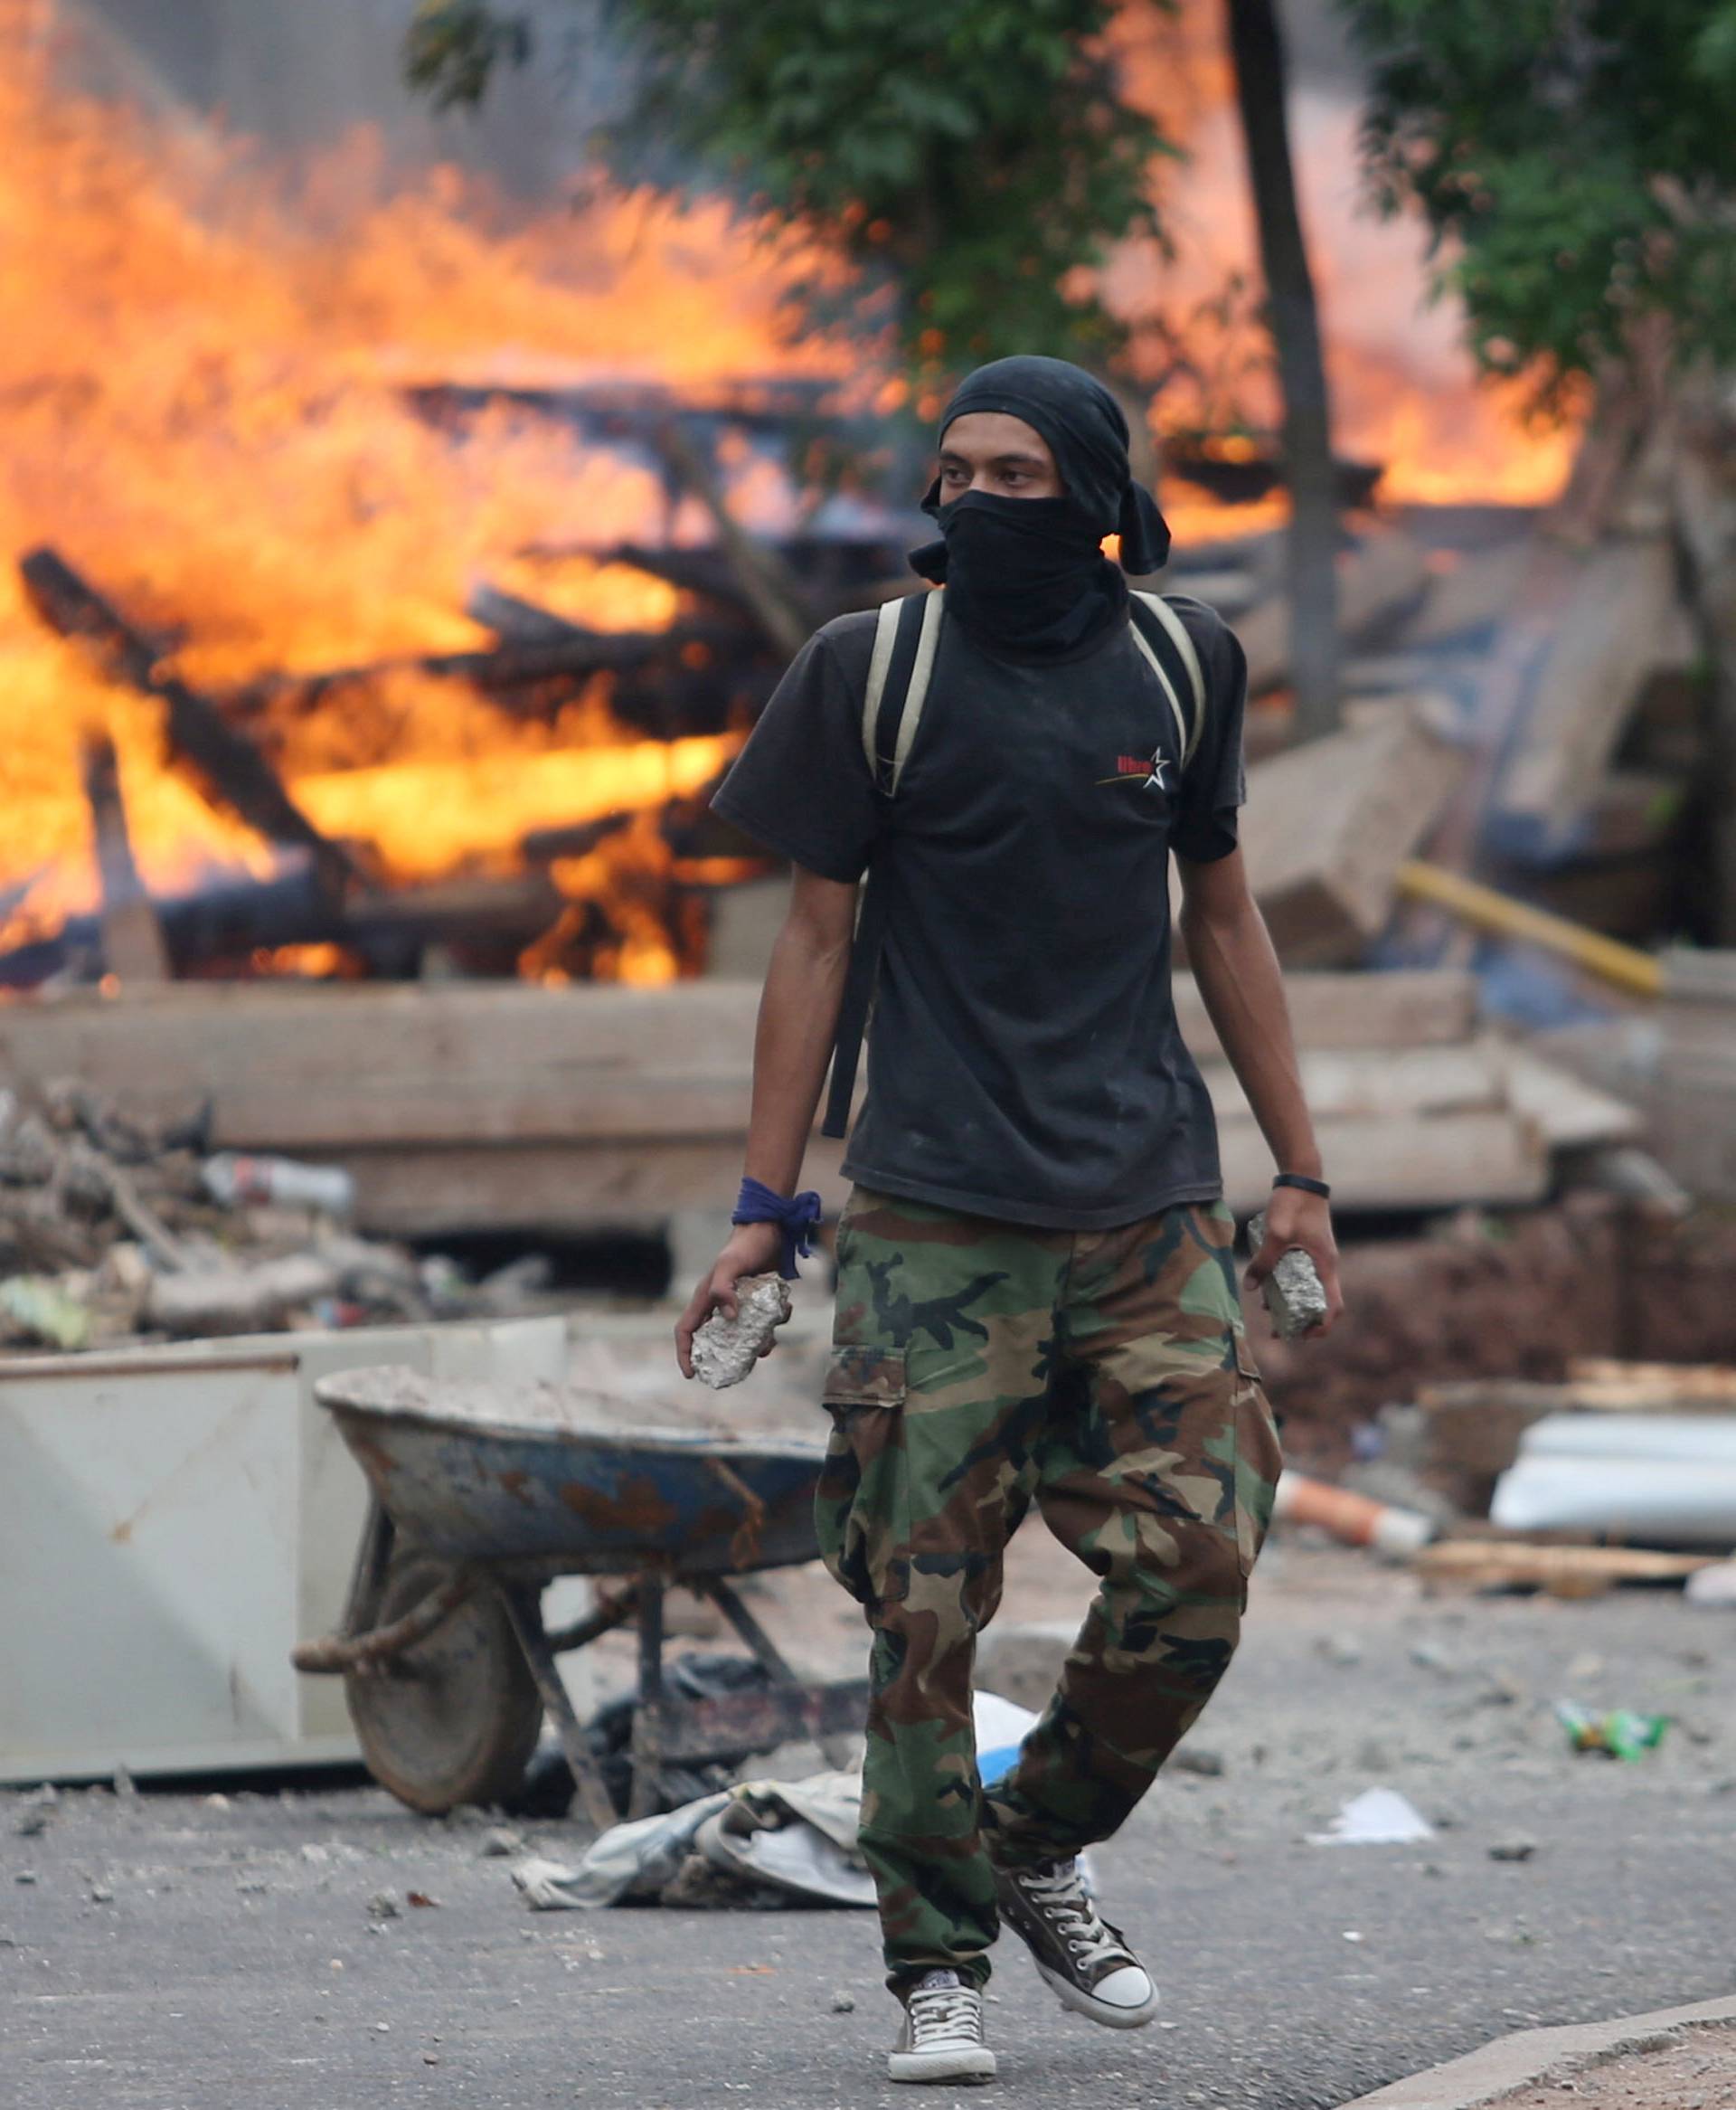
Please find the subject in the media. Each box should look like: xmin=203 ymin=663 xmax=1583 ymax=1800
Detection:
xmin=0 ymin=5 xmax=833 ymax=960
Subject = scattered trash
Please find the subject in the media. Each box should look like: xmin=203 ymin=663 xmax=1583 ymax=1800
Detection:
xmin=1554 ymin=1700 xmax=1670 ymax=1761
xmin=406 ymin=1892 xmax=439 ymax=1909
xmin=1685 ymin=1559 xmax=1736 ymax=1609
xmin=829 ymin=1992 xmax=856 ymax=2013
xmin=14 ymin=1872 xmax=37 ymax=1886
xmin=973 ymin=1691 xmax=1042 ymax=1790
xmin=1171 ymin=1746 xmax=1226 ymax=1778
xmin=1277 ymin=1471 xmax=1436 ymax=1556
xmin=513 ymin=1697 xmax=1039 ymax=1916
xmin=514 ymin=1770 xmax=871 ymax=1914
xmin=1316 ymin=1632 xmax=1364 ymax=1668
xmin=366 ymin=1892 xmax=401 ymax=1921
xmin=1307 ymin=1788 xmax=1436 ymax=1847
xmin=0 ymin=1274 xmax=91 ymax=1349
xmin=1488 ymin=1839 xmax=1538 ymax=1862
xmin=201 ymin=1151 xmax=354 ymax=1216
xmin=479 ymin=1826 xmax=524 ymax=1858
xmin=89 ymin=1885 xmax=114 ymax=1903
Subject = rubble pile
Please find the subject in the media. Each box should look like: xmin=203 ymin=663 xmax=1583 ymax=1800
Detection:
xmin=0 ymin=1080 xmax=468 ymax=1351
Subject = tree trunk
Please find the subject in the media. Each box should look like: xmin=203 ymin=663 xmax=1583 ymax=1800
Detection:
xmin=1227 ymin=0 xmax=1341 ymax=739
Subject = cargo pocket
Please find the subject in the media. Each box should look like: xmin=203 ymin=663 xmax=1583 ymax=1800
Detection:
xmin=816 ymin=1345 xmax=911 ymax=1609
xmin=1231 ymin=1331 xmax=1283 ymax=1577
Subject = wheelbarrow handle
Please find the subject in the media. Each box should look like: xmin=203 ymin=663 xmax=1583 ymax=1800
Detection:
xmin=293 ymin=1564 xmax=482 ymax=1674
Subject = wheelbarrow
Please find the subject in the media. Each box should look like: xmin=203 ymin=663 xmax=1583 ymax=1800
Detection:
xmin=295 ymin=1366 xmax=867 ymax=1831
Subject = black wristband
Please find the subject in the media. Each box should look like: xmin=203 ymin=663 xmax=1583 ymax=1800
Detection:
xmin=1273 ymin=1172 xmax=1331 ymax=1199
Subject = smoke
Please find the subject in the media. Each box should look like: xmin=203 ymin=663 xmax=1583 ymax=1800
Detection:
xmin=66 ymin=0 xmax=630 ymax=195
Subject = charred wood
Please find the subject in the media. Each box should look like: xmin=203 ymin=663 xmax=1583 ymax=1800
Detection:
xmin=19 ymin=547 xmax=360 ymax=892
xmin=79 ymin=729 xmax=170 ymax=985
xmin=649 ymin=422 xmax=816 ymax=658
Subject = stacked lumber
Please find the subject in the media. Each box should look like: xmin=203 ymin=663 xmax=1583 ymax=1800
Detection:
xmin=0 ymin=970 xmax=1629 ymax=1235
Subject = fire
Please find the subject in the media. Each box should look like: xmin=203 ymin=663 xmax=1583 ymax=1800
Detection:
xmin=1 ymin=0 xmax=1581 ymax=983
xmin=1109 ymin=0 xmax=1577 ymax=521
xmin=0 ymin=3 xmax=831 ymax=965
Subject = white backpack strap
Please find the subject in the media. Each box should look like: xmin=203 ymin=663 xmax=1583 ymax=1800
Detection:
xmin=862 ymin=596 xmax=904 ymax=774
xmin=1129 ymin=590 xmax=1208 ymax=768
xmin=861 ymin=588 xmax=945 ymax=793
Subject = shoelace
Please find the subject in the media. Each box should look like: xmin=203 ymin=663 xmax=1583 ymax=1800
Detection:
xmin=906 ymin=1982 xmax=981 ymax=2045
xmin=1021 ymin=1864 xmax=1131 ymax=1971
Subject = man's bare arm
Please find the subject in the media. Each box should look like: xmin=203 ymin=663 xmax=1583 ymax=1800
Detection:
xmin=674 ymin=865 xmax=858 ymax=1375
xmin=1176 ymin=845 xmax=1344 ymax=1335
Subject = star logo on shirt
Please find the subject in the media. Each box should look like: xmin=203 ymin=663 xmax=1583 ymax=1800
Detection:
xmin=1099 ymin=747 xmax=1171 ymax=791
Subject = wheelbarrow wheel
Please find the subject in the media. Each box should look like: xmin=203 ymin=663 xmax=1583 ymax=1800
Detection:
xmin=344 ymin=1552 xmax=542 ymax=1815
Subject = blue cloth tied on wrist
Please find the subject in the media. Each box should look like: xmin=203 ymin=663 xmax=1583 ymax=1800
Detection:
xmin=731 ymin=1177 xmax=823 ymax=1282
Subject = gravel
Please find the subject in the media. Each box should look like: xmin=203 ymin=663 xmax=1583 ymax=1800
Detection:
xmin=3 ymin=1543 xmax=1733 ymax=2109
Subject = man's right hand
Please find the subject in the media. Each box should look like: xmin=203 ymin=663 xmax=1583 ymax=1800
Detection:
xmin=675 ymin=1221 xmax=785 ymax=1378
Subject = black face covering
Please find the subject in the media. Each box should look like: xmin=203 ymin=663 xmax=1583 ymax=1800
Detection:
xmin=908 ymin=354 xmax=1172 ymax=660
xmin=913 ymin=489 xmax=1123 ymax=657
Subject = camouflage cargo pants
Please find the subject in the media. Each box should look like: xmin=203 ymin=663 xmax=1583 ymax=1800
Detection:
xmin=817 ymin=1186 xmax=1282 ymax=1991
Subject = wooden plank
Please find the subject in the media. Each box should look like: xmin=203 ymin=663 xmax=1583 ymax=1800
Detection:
xmin=1218 ymin=1112 xmax=1546 ymax=1216
xmin=1415 ymin=1538 xmax=1716 ymax=1596
xmin=0 ymin=974 xmax=1482 ymax=1148
xmin=1235 ymin=708 xmax=1468 ymax=963
xmin=340 ymin=1136 xmax=852 ymax=1236
xmin=79 ymin=730 xmax=168 ymax=986
xmin=1172 ymin=968 xmax=1476 ymax=1057
xmin=1564 ymin=1358 xmax=1736 ymax=1409
xmin=19 ymin=546 xmax=355 ymax=887
xmin=1203 ymin=1044 xmax=1505 ymax=1127
xmin=1497 ymin=1046 xmax=1645 ymax=1150
xmin=326 ymin=1110 xmax=1543 ymax=1235
xmin=1493 ymin=535 xmax=1683 ymax=832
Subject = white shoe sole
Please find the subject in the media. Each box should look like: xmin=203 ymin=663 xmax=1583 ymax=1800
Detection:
xmin=887 ymin=2047 xmax=998 ymax=2084
xmin=1033 ymin=1959 xmax=1160 ymax=2030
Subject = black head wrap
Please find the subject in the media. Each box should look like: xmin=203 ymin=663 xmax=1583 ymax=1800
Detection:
xmin=909 ymin=355 xmax=1171 ymax=658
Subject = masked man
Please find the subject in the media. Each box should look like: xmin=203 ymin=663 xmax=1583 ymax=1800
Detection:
xmin=677 ymin=356 xmax=1342 ymax=2086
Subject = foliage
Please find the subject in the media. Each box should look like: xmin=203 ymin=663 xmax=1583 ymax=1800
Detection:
xmin=403 ymin=0 xmax=1176 ymax=393
xmin=1341 ymin=0 xmax=1736 ymax=408
xmin=405 ymin=3 xmax=533 ymax=113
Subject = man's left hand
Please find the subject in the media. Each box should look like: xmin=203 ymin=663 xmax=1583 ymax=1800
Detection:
xmin=1243 ymin=1187 xmax=1344 ymax=1339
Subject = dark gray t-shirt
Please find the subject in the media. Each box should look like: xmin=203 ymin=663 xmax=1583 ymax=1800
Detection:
xmin=711 ymin=594 xmax=1248 ymax=1229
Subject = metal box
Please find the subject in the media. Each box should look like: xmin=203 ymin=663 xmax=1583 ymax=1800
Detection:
xmin=0 ymin=1317 xmax=567 ymax=1784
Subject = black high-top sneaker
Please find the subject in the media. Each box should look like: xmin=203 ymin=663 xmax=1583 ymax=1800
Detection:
xmin=993 ymin=1859 xmax=1159 ymax=2028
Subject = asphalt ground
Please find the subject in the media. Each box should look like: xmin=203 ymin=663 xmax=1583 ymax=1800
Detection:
xmin=5 ymin=1544 xmax=1734 ymax=2110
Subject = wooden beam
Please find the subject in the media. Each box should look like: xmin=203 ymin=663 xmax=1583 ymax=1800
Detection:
xmin=1491 ymin=535 xmax=1684 ymax=835
xmin=1234 ymin=707 xmax=1467 ymax=963
xmin=1173 ymin=966 xmax=1476 ymax=1055
xmin=1415 ymin=1539 xmax=1716 ymax=1596
xmin=0 ymin=974 xmax=1479 ymax=1147
xmin=19 ymin=546 xmax=358 ymax=890
xmin=79 ymin=730 xmax=169 ymax=985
